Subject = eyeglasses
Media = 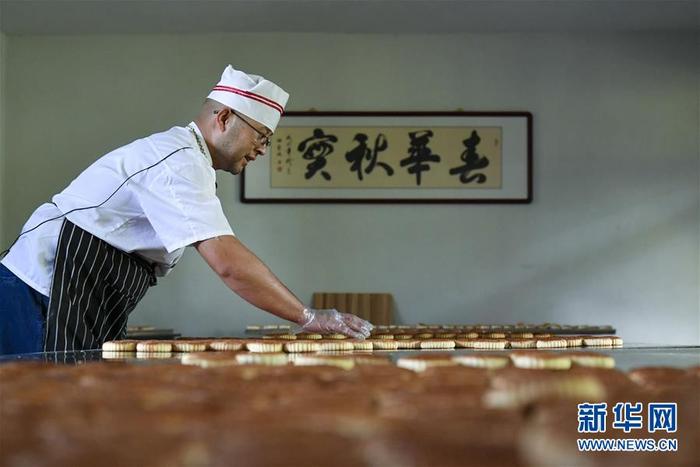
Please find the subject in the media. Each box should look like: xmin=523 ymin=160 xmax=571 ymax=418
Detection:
xmin=232 ymin=111 xmax=273 ymax=148
xmin=213 ymin=108 xmax=274 ymax=147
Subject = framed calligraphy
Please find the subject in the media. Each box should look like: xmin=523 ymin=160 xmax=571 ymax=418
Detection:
xmin=241 ymin=111 xmax=532 ymax=203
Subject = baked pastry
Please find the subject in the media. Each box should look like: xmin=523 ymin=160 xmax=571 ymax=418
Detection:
xmin=627 ymin=366 xmax=691 ymax=391
xmin=371 ymin=334 xmax=395 ymax=340
xmin=510 ymin=351 xmax=571 ymax=370
xmin=393 ymin=334 xmax=414 ymax=340
xmin=208 ymin=339 xmax=245 ymax=351
xmin=508 ymin=332 xmax=534 ymax=339
xmin=454 ymin=339 xmax=475 ymax=348
xmin=396 ymin=353 xmax=458 ymax=372
xmin=262 ymin=333 xmax=297 ymax=340
xmin=171 ymin=340 xmax=208 ymax=352
xmin=323 ymin=333 xmax=349 ymax=340
xmin=434 ymin=332 xmax=457 ymax=339
xmin=453 ymin=353 xmax=509 ymax=369
xmin=102 ymin=340 xmax=137 ymax=352
xmin=181 ymin=351 xmax=238 ymax=368
xmin=561 ymin=336 xmax=583 ymax=347
xmin=101 ymin=351 xmax=135 ymax=360
xmin=395 ymin=339 xmax=421 ymax=350
xmin=419 ymin=339 xmax=456 ymax=350
xmin=482 ymin=332 xmax=506 ymax=339
xmin=292 ymin=354 xmax=355 ymax=370
xmin=582 ymin=336 xmax=614 ymax=347
xmin=317 ymin=341 xmax=354 ymax=352
xmin=457 ymin=332 xmax=479 ymax=339
xmin=352 ymin=354 xmax=391 ymax=365
xmin=368 ymin=339 xmax=399 ymax=351
xmin=471 ymin=339 xmax=508 ymax=350
xmin=535 ymin=337 xmax=567 ymax=349
xmin=414 ymin=333 xmax=434 ymax=339
xmin=135 ymin=351 xmax=173 ymax=359
xmin=600 ymin=335 xmax=623 ymax=347
xmin=245 ymin=340 xmax=284 ymax=353
xmin=236 ymin=352 xmax=288 ymax=366
xmin=295 ymin=333 xmax=323 ymax=340
xmin=347 ymin=339 xmax=374 ymax=351
xmin=135 ymin=340 xmax=172 ymax=352
xmin=508 ymin=338 xmax=537 ymax=349
xmin=282 ymin=340 xmax=322 ymax=353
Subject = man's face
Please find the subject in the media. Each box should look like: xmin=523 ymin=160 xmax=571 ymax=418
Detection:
xmin=212 ymin=109 xmax=272 ymax=175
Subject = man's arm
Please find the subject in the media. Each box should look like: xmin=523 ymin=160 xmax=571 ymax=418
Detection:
xmin=195 ymin=235 xmax=374 ymax=338
xmin=194 ymin=235 xmax=306 ymax=324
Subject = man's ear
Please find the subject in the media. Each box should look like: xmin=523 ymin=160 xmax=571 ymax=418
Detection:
xmin=215 ymin=108 xmax=233 ymax=131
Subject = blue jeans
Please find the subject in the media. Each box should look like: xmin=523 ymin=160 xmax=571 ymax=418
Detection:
xmin=0 ymin=263 xmax=49 ymax=355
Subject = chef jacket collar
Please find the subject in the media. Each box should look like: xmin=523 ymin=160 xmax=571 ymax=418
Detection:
xmin=188 ymin=122 xmax=213 ymax=167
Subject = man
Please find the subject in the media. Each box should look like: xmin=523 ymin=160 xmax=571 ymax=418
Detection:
xmin=0 ymin=65 xmax=373 ymax=355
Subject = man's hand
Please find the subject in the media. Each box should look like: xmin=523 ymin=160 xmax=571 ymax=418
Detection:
xmin=296 ymin=308 xmax=373 ymax=339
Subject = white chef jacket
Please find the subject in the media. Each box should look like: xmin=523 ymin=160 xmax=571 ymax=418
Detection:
xmin=1 ymin=123 xmax=234 ymax=297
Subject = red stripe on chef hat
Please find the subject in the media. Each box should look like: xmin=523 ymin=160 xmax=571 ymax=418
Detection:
xmin=212 ymin=85 xmax=285 ymax=115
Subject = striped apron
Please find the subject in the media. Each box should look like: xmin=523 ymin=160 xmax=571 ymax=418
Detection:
xmin=45 ymin=219 xmax=156 ymax=352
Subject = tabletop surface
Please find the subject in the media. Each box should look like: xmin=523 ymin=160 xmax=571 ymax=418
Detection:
xmin=1 ymin=344 xmax=698 ymax=371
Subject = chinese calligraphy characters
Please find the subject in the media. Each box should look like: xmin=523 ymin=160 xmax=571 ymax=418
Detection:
xmin=298 ymin=128 xmax=338 ymax=181
xmin=345 ymin=133 xmax=394 ymax=181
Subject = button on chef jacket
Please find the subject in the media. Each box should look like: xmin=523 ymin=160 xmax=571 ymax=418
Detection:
xmin=1 ymin=123 xmax=234 ymax=297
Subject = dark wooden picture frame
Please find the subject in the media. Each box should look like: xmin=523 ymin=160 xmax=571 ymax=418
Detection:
xmin=241 ymin=111 xmax=532 ymax=204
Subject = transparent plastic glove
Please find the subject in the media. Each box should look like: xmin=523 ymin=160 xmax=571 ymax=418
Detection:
xmin=295 ymin=308 xmax=373 ymax=339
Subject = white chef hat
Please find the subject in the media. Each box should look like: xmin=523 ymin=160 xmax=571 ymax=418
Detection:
xmin=207 ymin=65 xmax=289 ymax=132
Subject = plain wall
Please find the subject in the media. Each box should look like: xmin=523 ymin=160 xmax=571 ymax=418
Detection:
xmin=1 ymin=33 xmax=698 ymax=344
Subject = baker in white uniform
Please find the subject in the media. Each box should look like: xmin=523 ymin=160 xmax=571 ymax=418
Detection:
xmin=0 ymin=65 xmax=373 ymax=355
